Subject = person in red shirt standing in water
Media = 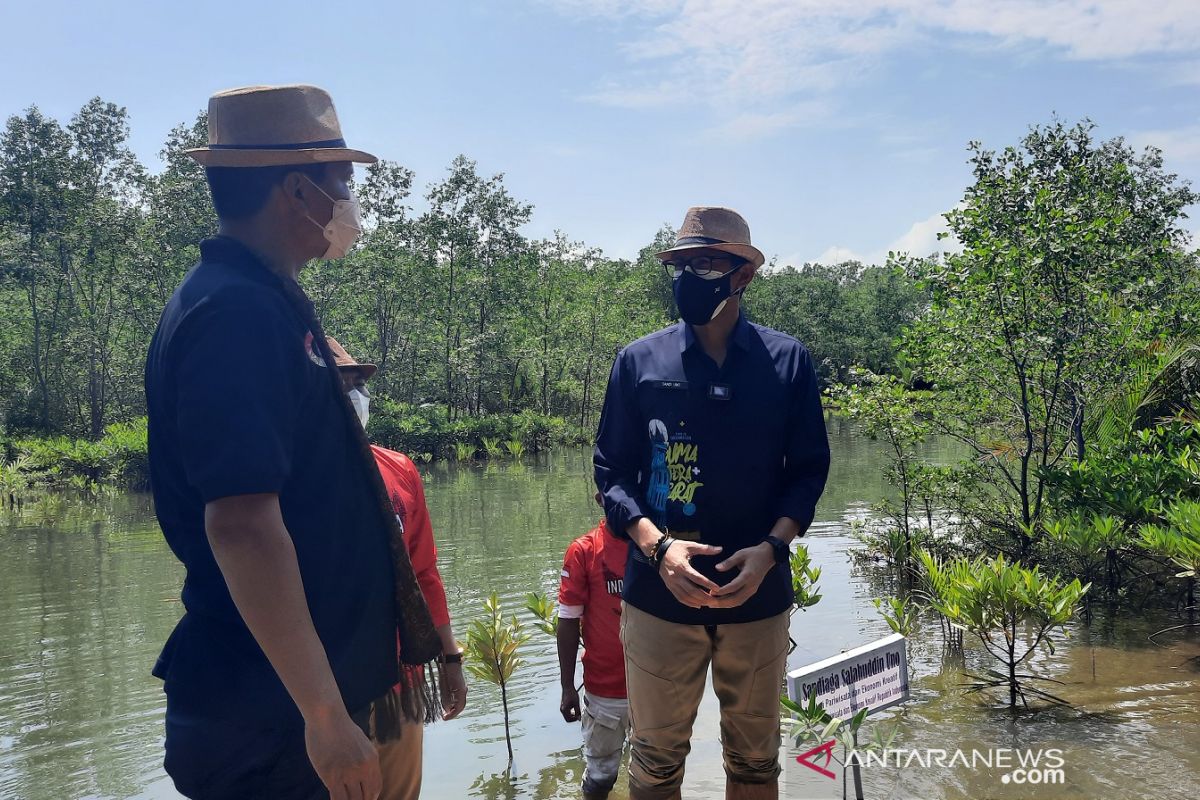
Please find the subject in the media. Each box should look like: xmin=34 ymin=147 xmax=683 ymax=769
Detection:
xmin=327 ymin=337 xmax=468 ymax=800
xmin=558 ymin=493 xmax=634 ymax=799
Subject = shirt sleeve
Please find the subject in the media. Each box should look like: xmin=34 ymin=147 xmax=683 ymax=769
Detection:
xmin=396 ymin=457 xmax=451 ymax=628
xmin=593 ymin=350 xmax=650 ymax=539
xmin=174 ymin=289 xmax=308 ymax=503
xmin=558 ymin=538 xmax=589 ymax=615
xmin=774 ymin=345 xmax=832 ymax=532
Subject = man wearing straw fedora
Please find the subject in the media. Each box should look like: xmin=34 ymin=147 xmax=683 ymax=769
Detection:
xmin=594 ymin=207 xmax=831 ymax=799
xmin=145 ymin=85 xmax=441 ymax=800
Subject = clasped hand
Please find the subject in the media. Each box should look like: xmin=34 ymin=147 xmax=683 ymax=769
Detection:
xmin=658 ymin=540 xmax=775 ymax=609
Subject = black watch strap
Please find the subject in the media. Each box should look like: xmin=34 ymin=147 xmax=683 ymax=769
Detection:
xmin=764 ymin=535 xmax=790 ymax=564
xmin=437 ymin=651 xmax=463 ymax=664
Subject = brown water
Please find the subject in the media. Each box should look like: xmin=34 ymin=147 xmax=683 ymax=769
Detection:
xmin=1 ymin=420 xmax=1197 ymax=799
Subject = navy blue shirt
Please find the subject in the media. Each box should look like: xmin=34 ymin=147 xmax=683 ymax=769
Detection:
xmin=594 ymin=315 xmax=830 ymax=625
xmin=145 ymin=237 xmax=397 ymax=727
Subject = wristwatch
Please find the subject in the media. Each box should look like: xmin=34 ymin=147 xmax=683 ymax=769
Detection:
xmin=436 ymin=651 xmax=464 ymax=665
xmin=763 ymin=535 xmax=790 ymax=565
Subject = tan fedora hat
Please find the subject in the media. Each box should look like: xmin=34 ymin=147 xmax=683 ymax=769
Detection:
xmin=187 ymin=84 xmax=377 ymax=168
xmin=656 ymin=206 xmax=765 ymax=269
xmin=326 ymin=336 xmax=378 ymax=380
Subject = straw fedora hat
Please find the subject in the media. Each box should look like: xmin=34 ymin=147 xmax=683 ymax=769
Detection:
xmin=186 ymin=84 xmax=377 ymax=168
xmin=656 ymin=206 xmax=765 ymax=269
xmin=326 ymin=337 xmax=378 ymax=380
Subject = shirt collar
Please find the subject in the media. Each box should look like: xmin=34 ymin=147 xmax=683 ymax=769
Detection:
xmin=679 ymin=312 xmax=753 ymax=353
xmin=199 ymin=236 xmax=275 ymax=283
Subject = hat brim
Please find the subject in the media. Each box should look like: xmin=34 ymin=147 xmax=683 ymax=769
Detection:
xmin=655 ymin=241 xmax=765 ymax=269
xmin=337 ymin=363 xmax=378 ymax=380
xmin=186 ymin=146 xmax=378 ymax=167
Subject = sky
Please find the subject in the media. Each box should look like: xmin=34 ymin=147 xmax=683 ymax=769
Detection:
xmin=2 ymin=0 xmax=1198 ymax=265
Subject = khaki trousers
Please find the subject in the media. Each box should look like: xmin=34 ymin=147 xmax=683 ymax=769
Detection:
xmin=376 ymin=720 xmax=424 ymax=800
xmin=620 ymin=603 xmax=790 ymax=799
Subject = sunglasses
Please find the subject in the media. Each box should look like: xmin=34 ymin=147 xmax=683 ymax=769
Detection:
xmin=662 ymin=254 xmax=746 ymax=280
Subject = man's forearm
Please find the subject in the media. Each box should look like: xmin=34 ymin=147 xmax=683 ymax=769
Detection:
xmin=205 ymin=494 xmax=346 ymax=724
xmin=768 ymin=516 xmax=802 ymax=545
xmin=625 ymin=516 xmax=664 ymax=557
xmin=556 ymin=619 xmax=581 ymax=690
xmin=436 ymin=622 xmax=458 ymax=655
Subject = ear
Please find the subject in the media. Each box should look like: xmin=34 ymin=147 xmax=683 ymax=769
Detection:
xmin=732 ymin=261 xmax=757 ymax=294
xmin=280 ymin=171 xmax=316 ymax=218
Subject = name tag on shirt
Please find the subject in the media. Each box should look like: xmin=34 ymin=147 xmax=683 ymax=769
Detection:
xmin=708 ymin=383 xmax=733 ymax=400
xmin=651 ymin=380 xmax=688 ymax=391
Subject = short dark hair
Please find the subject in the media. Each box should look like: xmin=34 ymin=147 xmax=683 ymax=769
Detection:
xmin=204 ymin=163 xmax=328 ymax=221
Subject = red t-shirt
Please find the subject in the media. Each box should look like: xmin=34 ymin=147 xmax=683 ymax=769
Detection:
xmin=558 ymin=519 xmax=630 ymax=699
xmin=372 ymin=445 xmax=451 ymax=630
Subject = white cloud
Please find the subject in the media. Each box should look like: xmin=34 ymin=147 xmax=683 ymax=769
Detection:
xmin=887 ymin=209 xmax=958 ymax=258
xmin=812 ymin=245 xmax=867 ymax=265
xmin=543 ymin=0 xmax=1200 ymax=137
xmin=1129 ymin=125 xmax=1200 ymax=165
xmin=803 ymin=208 xmax=959 ymax=266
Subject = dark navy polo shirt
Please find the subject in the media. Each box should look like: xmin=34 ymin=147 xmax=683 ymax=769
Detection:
xmin=145 ymin=236 xmax=396 ymax=727
xmin=594 ymin=314 xmax=830 ymax=625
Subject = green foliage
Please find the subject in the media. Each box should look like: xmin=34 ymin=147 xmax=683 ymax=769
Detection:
xmin=367 ymin=400 xmax=583 ymax=461
xmin=0 ymin=454 xmax=33 ymax=508
xmin=523 ymin=591 xmax=557 ymax=637
xmin=7 ymin=417 xmax=149 ymax=490
xmin=453 ymin=442 xmax=476 ymax=463
xmin=899 ymin=119 xmax=1199 ymax=556
xmin=873 ymin=595 xmax=919 ymax=637
xmin=464 ymin=592 xmax=531 ymax=763
xmin=833 ymin=371 xmax=935 ymax=563
xmin=1042 ymin=419 xmax=1200 ymax=528
xmin=503 ymin=439 xmax=525 ymax=458
xmin=746 ymin=262 xmax=925 ymax=382
xmin=790 ymin=543 xmax=822 ymax=611
xmin=1141 ymin=500 xmax=1200 ymax=611
xmin=1141 ymin=501 xmax=1200 ymax=579
xmin=781 ymin=693 xmax=899 ymax=774
xmin=480 ymin=436 xmax=503 ymax=459
xmin=918 ymin=550 xmax=1089 ymax=707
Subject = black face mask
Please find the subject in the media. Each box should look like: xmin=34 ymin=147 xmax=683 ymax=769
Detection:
xmin=673 ymin=262 xmax=744 ymax=326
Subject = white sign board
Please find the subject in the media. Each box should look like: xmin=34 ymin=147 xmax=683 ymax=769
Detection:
xmin=786 ymin=633 xmax=909 ymax=720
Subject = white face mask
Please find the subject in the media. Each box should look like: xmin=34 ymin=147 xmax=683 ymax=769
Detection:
xmin=304 ymin=175 xmax=362 ymax=260
xmin=347 ymin=388 xmax=370 ymax=429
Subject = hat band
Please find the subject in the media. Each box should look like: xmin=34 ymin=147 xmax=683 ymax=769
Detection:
xmin=674 ymin=236 xmax=729 ymax=246
xmin=208 ymin=137 xmax=348 ymax=151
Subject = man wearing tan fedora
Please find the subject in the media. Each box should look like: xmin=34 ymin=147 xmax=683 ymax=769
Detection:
xmin=145 ymin=85 xmax=441 ymax=800
xmin=594 ymin=207 xmax=831 ymax=799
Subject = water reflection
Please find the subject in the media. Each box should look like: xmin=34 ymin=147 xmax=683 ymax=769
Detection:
xmin=0 ymin=424 xmax=1198 ymax=799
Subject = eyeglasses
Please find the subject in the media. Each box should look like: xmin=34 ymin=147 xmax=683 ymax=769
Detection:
xmin=662 ymin=255 xmax=745 ymax=280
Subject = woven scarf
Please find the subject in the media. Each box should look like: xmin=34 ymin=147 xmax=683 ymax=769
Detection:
xmin=269 ymin=267 xmax=442 ymax=738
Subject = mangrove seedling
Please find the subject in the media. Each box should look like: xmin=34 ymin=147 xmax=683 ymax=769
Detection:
xmin=873 ymin=595 xmax=919 ymax=637
xmin=524 ymin=590 xmax=558 ymax=637
xmin=918 ymin=550 xmax=1089 ymax=708
xmin=464 ymin=592 xmax=531 ymax=763
xmin=1141 ymin=500 xmax=1200 ymax=612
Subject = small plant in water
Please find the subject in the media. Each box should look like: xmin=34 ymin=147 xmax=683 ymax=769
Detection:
xmin=788 ymin=544 xmax=822 ymax=652
xmin=1141 ymin=500 xmax=1200 ymax=612
xmin=453 ymin=442 xmax=476 ymax=463
xmin=918 ymin=550 xmax=1089 ymax=708
xmin=0 ymin=456 xmax=33 ymax=509
xmin=503 ymin=439 xmax=526 ymax=458
xmin=873 ymin=595 xmax=919 ymax=637
xmin=523 ymin=591 xmax=558 ymax=636
xmin=464 ymin=592 xmax=530 ymax=764
xmin=480 ymin=436 xmax=503 ymax=459
xmin=781 ymin=693 xmax=898 ymax=795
